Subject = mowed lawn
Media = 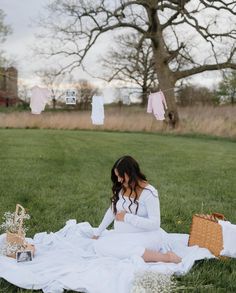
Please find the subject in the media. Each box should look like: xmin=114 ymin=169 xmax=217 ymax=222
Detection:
xmin=0 ymin=129 xmax=235 ymax=292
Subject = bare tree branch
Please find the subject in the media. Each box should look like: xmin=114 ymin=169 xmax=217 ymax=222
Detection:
xmin=176 ymin=48 xmax=236 ymax=80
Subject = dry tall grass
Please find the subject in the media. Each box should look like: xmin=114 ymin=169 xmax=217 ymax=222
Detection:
xmin=0 ymin=105 xmax=235 ymax=138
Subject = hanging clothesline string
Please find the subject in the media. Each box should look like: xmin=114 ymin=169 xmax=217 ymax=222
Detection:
xmin=0 ymin=72 xmax=178 ymax=95
xmin=130 ymin=87 xmax=180 ymax=96
xmin=150 ymin=87 xmax=177 ymax=94
xmin=159 ymin=87 xmax=176 ymax=93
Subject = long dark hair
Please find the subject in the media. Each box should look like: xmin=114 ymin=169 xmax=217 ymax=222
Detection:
xmin=111 ymin=155 xmax=147 ymax=214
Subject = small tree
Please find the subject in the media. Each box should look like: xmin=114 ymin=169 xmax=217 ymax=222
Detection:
xmin=0 ymin=8 xmax=12 ymax=106
xmin=216 ymin=71 xmax=236 ymax=105
xmin=35 ymin=68 xmax=66 ymax=109
xmin=100 ymin=33 xmax=158 ymax=106
xmin=0 ymin=9 xmax=12 ymax=67
xmin=75 ymin=79 xmax=97 ymax=110
xmin=18 ymin=82 xmax=30 ymax=109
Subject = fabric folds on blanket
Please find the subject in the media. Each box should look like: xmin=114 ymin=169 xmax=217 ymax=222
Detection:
xmin=219 ymin=220 xmax=236 ymax=258
xmin=0 ymin=220 xmax=214 ymax=293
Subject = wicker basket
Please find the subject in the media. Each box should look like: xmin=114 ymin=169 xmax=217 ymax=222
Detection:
xmin=188 ymin=213 xmax=225 ymax=257
xmin=6 ymin=204 xmax=27 ymax=258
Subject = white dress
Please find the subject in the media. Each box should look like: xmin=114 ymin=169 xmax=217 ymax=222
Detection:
xmin=93 ymin=184 xmax=166 ymax=259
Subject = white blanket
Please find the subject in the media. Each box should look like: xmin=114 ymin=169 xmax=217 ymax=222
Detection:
xmin=0 ymin=220 xmax=214 ymax=293
xmin=219 ymin=220 xmax=236 ymax=258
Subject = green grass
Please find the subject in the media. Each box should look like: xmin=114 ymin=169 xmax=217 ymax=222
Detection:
xmin=0 ymin=129 xmax=235 ymax=292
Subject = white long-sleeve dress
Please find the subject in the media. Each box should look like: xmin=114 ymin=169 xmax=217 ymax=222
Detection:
xmin=93 ymin=184 xmax=166 ymax=259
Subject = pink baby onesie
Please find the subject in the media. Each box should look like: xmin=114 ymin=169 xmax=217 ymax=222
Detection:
xmin=147 ymin=90 xmax=168 ymax=120
xmin=30 ymin=86 xmax=51 ymax=114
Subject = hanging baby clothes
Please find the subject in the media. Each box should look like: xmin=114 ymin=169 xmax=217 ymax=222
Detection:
xmin=30 ymin=86 xmax=51 ymax=114
xmin=91 ymin=95 xmax=105 ymax=125
xmin=147 ymin=90 xmax=168 ymax=120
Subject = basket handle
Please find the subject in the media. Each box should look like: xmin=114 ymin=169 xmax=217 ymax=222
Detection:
xmin=212 ymin=213 xmax=225 ymax=221
xmin=14 ymin=204 xmax=26 ymax=234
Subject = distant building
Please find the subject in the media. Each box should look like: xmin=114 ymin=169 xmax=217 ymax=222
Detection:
xmin=0 ymin=66 xmax=21 ymax=106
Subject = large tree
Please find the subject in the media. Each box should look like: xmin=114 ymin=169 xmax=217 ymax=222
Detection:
xmin=37 ymin=0 xmax=236 ymax=126
xmin=100 ymin=33 xmax=158 ymax=106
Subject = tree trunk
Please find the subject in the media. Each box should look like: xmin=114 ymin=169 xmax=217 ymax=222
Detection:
xmin=146 ymin=7 xmax=179 ymax=128
xmin=141 ymin=85 xmax=148 ymax=106
xmin=163 ymin=87 xmax=179 ymax=128
xmin=52 ymin=98 xmax=56 ymax=109
xmin=231 ymin=90 xmax=235 ymax=105
xmin=6 ymin=97 xmax=9 ymax=108
xmin=154 ymin=58 xmax=179 ymax=128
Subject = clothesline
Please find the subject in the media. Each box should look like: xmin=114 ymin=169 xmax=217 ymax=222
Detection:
xmin=156 ymin=87 xmax=175 ymax=93
xmin=0 ymin=72 xmax=178 ymax=95
xmin=132 ymin=87 xmax=180 ymax=95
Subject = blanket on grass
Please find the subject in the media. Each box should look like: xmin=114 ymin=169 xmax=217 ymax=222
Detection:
xmin=0 ymin=220 xmax=214 ymax=293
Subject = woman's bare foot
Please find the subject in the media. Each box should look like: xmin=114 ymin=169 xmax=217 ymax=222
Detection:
xmin=142 ymin=249 xmax=182 ymax=263
xmin=165 ymin=251 xmax=182 ymax=264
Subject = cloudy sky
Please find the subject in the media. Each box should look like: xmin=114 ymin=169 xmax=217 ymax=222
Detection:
xmin=1 ymin=0 xmax=223 ymax=90
xmin=1 ymin=0 xmax=47 ymax=84
xmin=1 ymin=0 xmax=104 ymax=87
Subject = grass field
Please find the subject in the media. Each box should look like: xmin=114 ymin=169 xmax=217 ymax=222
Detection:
xmin=0 ymin=129 xmax=235 ymax=292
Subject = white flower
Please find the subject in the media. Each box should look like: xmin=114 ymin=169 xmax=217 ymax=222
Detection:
xmin=0 ymin=240 xmax=25 ymax=256
xmin=131 ymin=271 xmax=176 ymax=293
xmin=0 ymin=210 xmax=30 ymax=234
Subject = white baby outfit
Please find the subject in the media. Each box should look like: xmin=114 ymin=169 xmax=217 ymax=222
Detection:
xmin=91 ymin=95 xmax=104 ymax=125
xmin=30 ymin=86 xmax=51 ymax=114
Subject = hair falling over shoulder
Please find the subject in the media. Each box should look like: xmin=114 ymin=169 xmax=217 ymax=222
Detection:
xmin=110 ymin=156 xmax=147 ymax=215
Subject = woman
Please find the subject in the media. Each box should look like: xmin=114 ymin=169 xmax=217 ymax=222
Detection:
xmin=92 ymin=155 xmax=181 ymax=263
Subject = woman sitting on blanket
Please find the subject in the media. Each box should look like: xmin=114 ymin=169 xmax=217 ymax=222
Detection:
xmin=92 ymin=155 xmax=181 ymax=264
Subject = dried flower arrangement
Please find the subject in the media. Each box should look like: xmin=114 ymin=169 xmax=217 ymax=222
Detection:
xmin=0 ymin=210 xmax=30 ymax=234
xmin=0 ymin=204 xmax=31 ymax=257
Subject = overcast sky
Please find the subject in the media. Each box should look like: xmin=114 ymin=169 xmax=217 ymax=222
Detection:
xmin=1 ymin=0 xmax=104 ymax=87
xmin=1 ymin=0 xmax=223 ymax=90
xmin=1 ymin=0 xmax=47 ymax=83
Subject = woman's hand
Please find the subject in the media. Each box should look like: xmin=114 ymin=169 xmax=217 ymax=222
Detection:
xmin=115 ymin=211 xmax=126 ymax=222
xmin=92 ymin=235 xmax=99 ymax=240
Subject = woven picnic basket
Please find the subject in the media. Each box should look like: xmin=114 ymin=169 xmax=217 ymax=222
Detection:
xmin=188 ymin=213 xmax=225 ymax=257
xmin=6 ymin=204 xmax=35 ymax=258
xmin=6 ymin=204 xmax=26 ymax=247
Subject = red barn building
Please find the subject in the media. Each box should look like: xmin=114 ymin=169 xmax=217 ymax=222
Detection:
xmin=0 ymin=67 xmax=21 ymax=107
